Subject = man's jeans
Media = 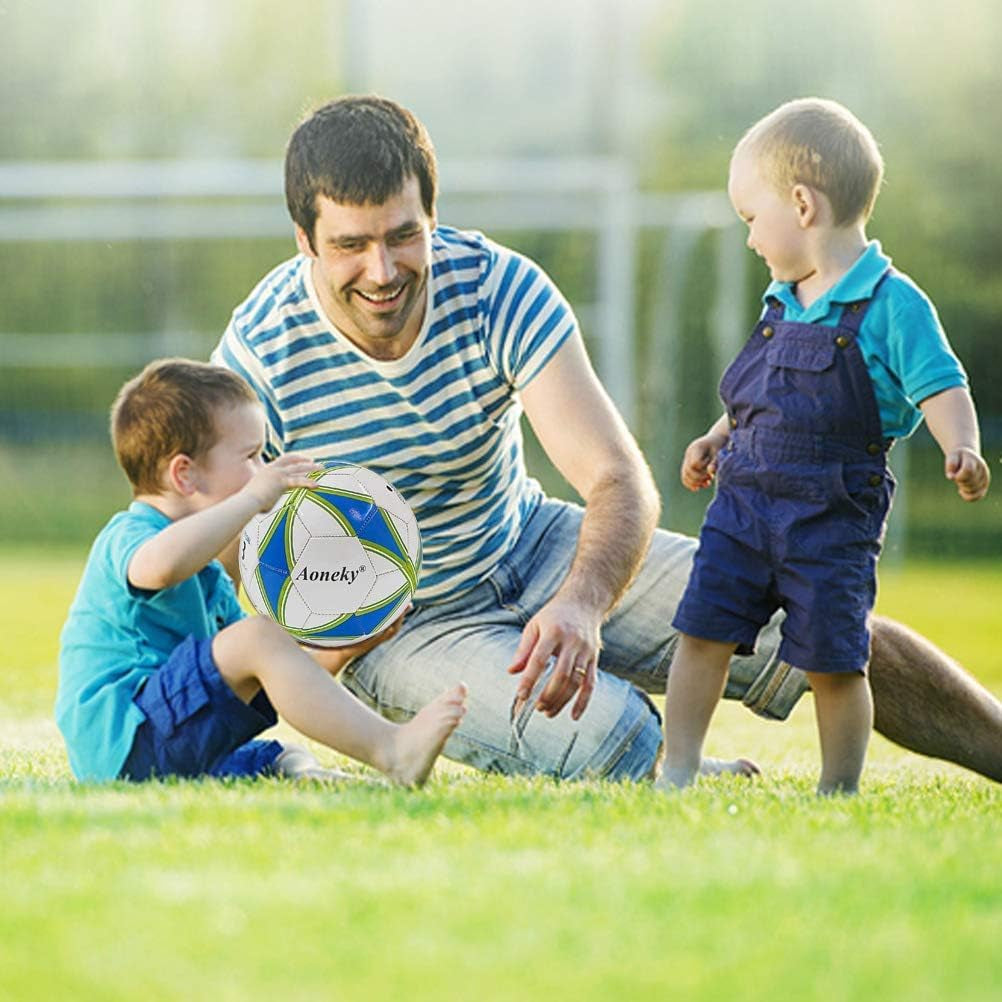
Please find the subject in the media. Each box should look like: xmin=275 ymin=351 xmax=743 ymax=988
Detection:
xmin=343 ymin=498 xmax=808 ymax=781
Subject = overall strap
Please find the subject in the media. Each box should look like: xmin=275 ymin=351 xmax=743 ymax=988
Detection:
xmin=762 ymin=297 xmax=786 ymax=323
xmin=837 ymin=266 xmax=895 ymax=335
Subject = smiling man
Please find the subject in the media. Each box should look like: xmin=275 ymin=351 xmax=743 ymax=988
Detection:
xmin=295 ymin=176 xmax=432 ymax=360
xmin=212 ymin=95 xmax=1002 ymax=784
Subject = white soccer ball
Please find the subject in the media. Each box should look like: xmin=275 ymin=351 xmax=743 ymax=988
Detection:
xmin=238 ymin=462 xmax=421 ymax=648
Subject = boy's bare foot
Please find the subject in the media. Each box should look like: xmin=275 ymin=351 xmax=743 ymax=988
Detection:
xmin=699 ymin=756 xmax=760 ymax=777
xmin=384 ymin=683 xmax=468 ymax=788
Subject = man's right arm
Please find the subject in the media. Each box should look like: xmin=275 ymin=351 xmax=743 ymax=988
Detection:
xmin=510 ymin=331 xmax=661 ymax=719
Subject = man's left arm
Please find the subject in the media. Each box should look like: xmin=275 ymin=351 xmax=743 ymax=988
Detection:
xmin=509 ymin=332 xmax=660 ymax=719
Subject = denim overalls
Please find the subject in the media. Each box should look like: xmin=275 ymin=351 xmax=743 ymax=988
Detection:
xmin=673 ymin=278 xmax=896 ymax=673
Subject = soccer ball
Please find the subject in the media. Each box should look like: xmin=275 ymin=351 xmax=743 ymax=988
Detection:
xmin=238 ymin=463 xmax=421 ymax=648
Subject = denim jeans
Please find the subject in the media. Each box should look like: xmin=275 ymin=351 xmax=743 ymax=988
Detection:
xmin=342 ymin=498 xmax=808 ymax=781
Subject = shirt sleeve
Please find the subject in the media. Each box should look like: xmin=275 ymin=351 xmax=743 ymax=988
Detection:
xmin=105 ymin=513 xmax=162 ymax=594
xmin=481 ymin=242 xmax=579 ymax=391
xmin=211 ymin=318 xmax=286 ymax=461
xmin=213 ymin=567 xmax=247 ymax=629
xmin=885 ymin=288 xmax=968 ymax=407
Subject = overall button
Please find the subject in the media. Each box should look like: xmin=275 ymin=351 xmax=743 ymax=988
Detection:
xmin=834 ymin=335 xmax=850 ymax=348
xmin=849 ymin=302 xmax=862 ymax=312
xmin=761 ymin=325 xmax=774 ymax=339
xmin=868 ymin=474 xmax=883 ymax=487
xmin=866 ymin=442 xmax=881 ymax=455
xmin=729 ymin=416 xmax=738 ymax=428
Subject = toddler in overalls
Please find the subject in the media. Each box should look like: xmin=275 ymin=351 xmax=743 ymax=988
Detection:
xmin=659 ymin=98 xmax=990 ymax=794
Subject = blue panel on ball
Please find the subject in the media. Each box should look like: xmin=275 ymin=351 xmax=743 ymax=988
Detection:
xmin=311 ymin=487 xmax=374 ymax=533
xmin=298 ymin=591 xmax=409 ymax=643
xmin=312 ymin=489 xmax=407 ymax=564
xmin=259 ymin=508 xmax=292 ymax=568
xmin=360 ymin=508 xmax=408 ymax=564
xmin=257 ymin=508 xmax=293 ymax=616
xmin=256 ymin=560 xmax=290 ymax=620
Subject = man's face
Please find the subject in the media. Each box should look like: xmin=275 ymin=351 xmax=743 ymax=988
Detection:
xmin=296 ymin=176 xmax=435 ymax=360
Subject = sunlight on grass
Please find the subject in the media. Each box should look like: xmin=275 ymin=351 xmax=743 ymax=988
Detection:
xmin=1 ymin=552 xmax=999 ymax=1001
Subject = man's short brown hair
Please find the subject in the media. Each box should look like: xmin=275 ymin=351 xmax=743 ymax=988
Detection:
xmin=285 ymin=94 xmax=438 ymax=251
xmin=735 ymin=97 xmax=884 ymax=225
xmin=111 ymin=358 xmax=259 ymax=494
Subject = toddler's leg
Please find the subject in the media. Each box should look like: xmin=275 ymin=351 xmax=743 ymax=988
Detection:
xmin=806 ymin=670 xmax=873 ymax=795
xmin=212 ymin=617 xmax=466 ymax=788
xmin=658 ymin=634 xmax=738 ymax=789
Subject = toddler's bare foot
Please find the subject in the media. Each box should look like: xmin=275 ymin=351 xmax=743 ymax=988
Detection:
xmin=385 ymin=683 xmax=468 ymax=788
xmin=699 ymin=756 xmax=760 ymax=778
xmin=816 ymin=777 xmax=859 ymax=797
xmin=654 ymin=764 xmax=699 ymax=791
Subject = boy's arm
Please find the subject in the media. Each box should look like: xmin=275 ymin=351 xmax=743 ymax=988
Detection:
xmin=128 ymin=455 xmax=319 ymax=591
xmin=919 ymin=386 xmax=991 ymax=501
xmin=129 ymin=493 xmax=265 ymax=591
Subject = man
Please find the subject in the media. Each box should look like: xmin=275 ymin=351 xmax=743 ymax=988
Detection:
xmin=213 ymin=95 xmax=1001 ymax=783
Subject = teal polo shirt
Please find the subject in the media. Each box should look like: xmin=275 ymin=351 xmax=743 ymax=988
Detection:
xmin=56 ymin=501 xmax=245 ymax=781
xmin=763 ymin=240 xmax=968 ymax=439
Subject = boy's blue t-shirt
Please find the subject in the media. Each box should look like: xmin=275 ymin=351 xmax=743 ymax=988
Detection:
xmin=56 ymin=501 xmax=245 ymax=782
xmin=762 ymin=240 xmax=968 ymax=439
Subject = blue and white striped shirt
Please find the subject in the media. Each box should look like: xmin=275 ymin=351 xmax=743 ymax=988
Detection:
xmin=213 ymin=226 xmax=577 ymax=602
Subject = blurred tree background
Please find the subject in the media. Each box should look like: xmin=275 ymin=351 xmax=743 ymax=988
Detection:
xmin=1 ymin=0 xmax=1000 ymax=556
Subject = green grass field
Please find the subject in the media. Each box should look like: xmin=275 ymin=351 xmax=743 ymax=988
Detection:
xmin=2 ymin=552 xmax=1000 ymax=1002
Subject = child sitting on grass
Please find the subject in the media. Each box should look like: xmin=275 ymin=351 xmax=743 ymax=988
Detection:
xmin=56 ymin=358 xmax=466 ymax=784
xmin=658 ymin=98 xmax=990 ymax=795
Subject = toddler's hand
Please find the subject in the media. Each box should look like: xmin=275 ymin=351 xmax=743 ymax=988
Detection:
xmin=244 ymin=454 xmax=322 ymax=512
xmin=681 ymin=434 xmax=724 ymax=491
xmin=945 ymin=447 xmax=990 ymax=501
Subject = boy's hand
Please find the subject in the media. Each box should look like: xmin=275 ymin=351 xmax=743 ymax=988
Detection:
xmin=243 ymin=454 xmax=322 ymax=512
xmin=945 ymin=447 xmax=990 ymax=501
xmin=681 ymin=434 xmax=726 ymax=491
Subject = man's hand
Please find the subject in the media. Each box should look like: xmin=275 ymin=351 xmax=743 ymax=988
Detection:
xmin=508 ymin=595 xmax=602 ymax=721
xmin=303 ymin=603 xmax=411 ymax=676
xmin=945 ymin=447 xmax=990 ymax=501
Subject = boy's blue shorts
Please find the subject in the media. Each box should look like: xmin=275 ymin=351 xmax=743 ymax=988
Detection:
xmin=119 ymin=635 xmax=284 ymax=781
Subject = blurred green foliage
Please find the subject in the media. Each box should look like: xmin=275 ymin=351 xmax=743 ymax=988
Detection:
xmin=0 ymin=0 xmax=345 ymax=159
xmin=1 ymin=0 xmax=1000 ymax=552
xmin=642 ymin=0 xmax=1002 ymax=417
